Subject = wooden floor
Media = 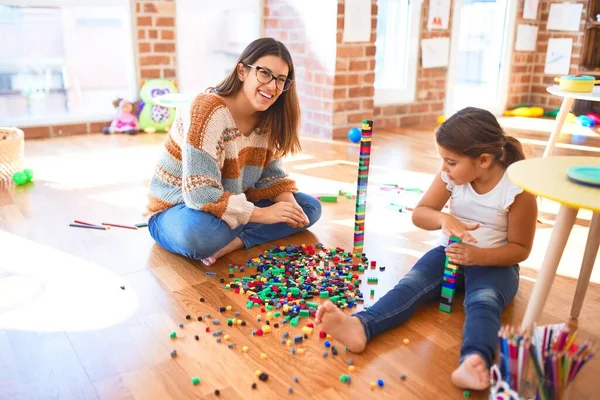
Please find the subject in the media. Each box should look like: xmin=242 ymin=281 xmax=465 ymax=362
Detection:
xmin=1 ymin=123 xmax=599 ymax=400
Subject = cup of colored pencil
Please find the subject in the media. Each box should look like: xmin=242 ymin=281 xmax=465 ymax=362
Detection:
xmin=490 ymin=324 xmax=596 ymax=400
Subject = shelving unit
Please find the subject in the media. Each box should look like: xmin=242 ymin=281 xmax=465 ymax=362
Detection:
xmin=580 ymin=0 xmax=600 ymax=75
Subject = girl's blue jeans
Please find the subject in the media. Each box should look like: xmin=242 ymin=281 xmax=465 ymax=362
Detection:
xmin=354 ymin=246 xmax=519 ymax=367
xmin=147 ymin=192 xmax=322 ymax=260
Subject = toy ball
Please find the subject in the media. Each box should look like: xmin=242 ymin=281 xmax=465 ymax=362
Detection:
xmin=23 ymin=168 xmax=33 ymax=181
xmin=11 ymin=168 xmax=34 ymax=185
xmin=347 ymin=127 xmax=362 ymax=143
xmin=12 ymin=171 xmax=28 ymax=185
xmin=576 ymin=115 xmax=595 ymax=128
xmin=437 ymin=115 xmax=447 ymax=125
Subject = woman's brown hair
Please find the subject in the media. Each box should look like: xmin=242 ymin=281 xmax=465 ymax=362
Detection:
xmin=436 ymin=107 xmax=525 ymax=166
xmin=208 ymin=37 xmax=301 ymax=157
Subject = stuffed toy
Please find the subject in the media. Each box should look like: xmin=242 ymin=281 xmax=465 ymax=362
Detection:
xmin=137 ymin=79 xmax=178 ymax=133
xmin=102 ymin=98 xmax=139 ymax=135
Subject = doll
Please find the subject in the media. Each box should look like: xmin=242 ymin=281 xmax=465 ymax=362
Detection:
xmin=103 ymin=98 xmax=139 ymax=135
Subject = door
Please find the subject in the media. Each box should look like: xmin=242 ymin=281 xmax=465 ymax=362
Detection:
xmin=445 ymin=0 xmax=517 ymax=116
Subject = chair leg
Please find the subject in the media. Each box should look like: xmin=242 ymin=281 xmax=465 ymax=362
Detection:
xmin=570 ymin=213 xmax=600 ymax=319
xmin=521 ymin=205 xmax=578 ymax=331
xmin=543 ymin=96 xmax=574 ymax=157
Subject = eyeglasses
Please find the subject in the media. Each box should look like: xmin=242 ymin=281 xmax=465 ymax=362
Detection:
xmin=243 ymin=63 xmax=293 ymax=92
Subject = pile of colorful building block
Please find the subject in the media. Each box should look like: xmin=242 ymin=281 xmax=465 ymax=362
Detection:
xmin=224 ymin=243 xmax=369 ymax=315
xmin=167 ymin=242 xmax=403 ymax=393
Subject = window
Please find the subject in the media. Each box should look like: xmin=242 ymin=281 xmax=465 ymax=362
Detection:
xmin=175 ymin=0 xmax=262 ymax=94
xmin=374 ymin=0 xmax=421 ymax=105
xmin=0 ymin=0 xmax=136 ymax=126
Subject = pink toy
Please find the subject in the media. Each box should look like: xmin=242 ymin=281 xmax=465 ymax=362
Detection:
xmin=586 ymin=113 xmax=600 ymax=125
xmin=103 ymin=98 xmax=139 ymax=135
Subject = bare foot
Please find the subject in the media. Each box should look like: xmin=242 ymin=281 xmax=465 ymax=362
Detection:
xmin=315 ymin=300 xmax=367 ymax=353
xmin=451 ymin=354 xmax=490 ymax=390
xmin=200 ymin=238 xmax=244 ymax=267
xmin=201 ymin=255 xmax=216 ymax=266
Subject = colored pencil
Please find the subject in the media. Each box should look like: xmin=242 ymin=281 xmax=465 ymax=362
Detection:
xmin=69 ymin=223 xmax=107 ymax=230
xmin=74 ymin=220 xmax=98 ymax=226
xmin=101 ymin=222 xmax=138 ymax=230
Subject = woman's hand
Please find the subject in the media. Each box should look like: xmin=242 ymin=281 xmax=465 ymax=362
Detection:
xmin=252 ymin=202 xmax=309 ymax=227
xmin=445 ymin=242 xmax=482 ymax=266
xmin=440 ymin=214 xmax=479 ymax=243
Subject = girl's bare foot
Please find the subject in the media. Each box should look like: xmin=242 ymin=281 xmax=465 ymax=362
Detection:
xmin=451 ymin=353 xmax=490 ymax=390
xmin=315 ymin=300 xmax=367 ymax=353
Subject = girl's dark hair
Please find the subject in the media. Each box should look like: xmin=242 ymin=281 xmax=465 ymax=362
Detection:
xmin=208 ymin=37 xmax=301 ymax=157
xmin=436 ymin=107 xmax=525 ymax=166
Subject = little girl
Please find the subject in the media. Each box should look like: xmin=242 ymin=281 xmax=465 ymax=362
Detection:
xmin=316 ymin=107 xmax=537 ymax=391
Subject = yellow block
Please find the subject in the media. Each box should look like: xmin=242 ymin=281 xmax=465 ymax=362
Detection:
xmin=301 ymin=326 xmax=313 ymax=335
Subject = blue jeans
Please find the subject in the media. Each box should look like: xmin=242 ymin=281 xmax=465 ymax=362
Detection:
xmin=354 ymin=246 xmax=519 ymax=367
xmin=148 ymin=192 xmax=322 ymax=260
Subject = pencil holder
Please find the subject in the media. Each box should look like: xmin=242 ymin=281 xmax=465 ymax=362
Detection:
xmin=489 ymin=364 xmax=575 ymax=400
xmin=493 ymin=323 xmax=591 ymax=400
xmin=0 ymin=127 xmax=24 ymax=182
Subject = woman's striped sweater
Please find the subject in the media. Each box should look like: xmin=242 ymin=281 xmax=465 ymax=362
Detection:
xmin=145 ymin=93 xmax=298 ymax=229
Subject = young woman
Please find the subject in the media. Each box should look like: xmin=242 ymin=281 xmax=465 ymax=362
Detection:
xmin=146 ymin=38 xmax=321 ymax=265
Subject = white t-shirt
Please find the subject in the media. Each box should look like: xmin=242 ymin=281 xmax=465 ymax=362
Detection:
xmin=438 ymin=170 xmax=523 ymax=249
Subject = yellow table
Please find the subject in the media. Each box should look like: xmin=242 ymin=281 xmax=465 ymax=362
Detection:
xmin=507 ymin=156 xmax=600 ymax=330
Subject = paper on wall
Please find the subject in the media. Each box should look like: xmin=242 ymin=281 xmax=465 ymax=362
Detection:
xmin=428 ymin=0 xmax=450 ymax=30
xmin=523 ymin=0 xmax=539 ymax=20
xmin=547 ymin=3 xmax=583 ymax=32
xmin=544 ymin=38 xmax=573 ymax=75
xmin=343 ymin=0 xmax=372 ymax=42
xmin=515 ymin=24 xmax=538 ymax=52
xmin=421 ymin=37 xmax=450 ymax=69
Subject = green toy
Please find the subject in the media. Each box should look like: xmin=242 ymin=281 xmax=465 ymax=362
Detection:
xmin=138 ymin=79 xmax=178 ymax=133
xmin=12 ymin=168 xmax=33 ymax=185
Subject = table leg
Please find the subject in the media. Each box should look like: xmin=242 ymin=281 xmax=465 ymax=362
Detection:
xmin=521 ymin=205 xmax=578 ymax=331
xmin=570 ymin=213 xmax=600 ymax=319
xmin=542 ymin=96 xmax=575 ymax=158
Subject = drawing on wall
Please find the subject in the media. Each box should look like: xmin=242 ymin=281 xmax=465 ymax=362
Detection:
xmin=544 ymin=38 xmax=573 ymax=75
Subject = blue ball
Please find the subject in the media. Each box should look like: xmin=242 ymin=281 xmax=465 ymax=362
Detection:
xmin=347 ymin=127 xmax=362 ymax=143
xmin=377 ymin=379 xmax=384 ymax=387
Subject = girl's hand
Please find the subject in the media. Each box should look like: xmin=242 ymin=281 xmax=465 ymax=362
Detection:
xmin=445 ymin=242 xmax=482 ymax=266
xmin=440 ymin=214 xmax=479 ymax=243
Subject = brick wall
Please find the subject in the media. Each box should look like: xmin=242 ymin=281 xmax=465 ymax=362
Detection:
xmin=506 ymin=0 xmax=538 ymax=109
xmin=135 ymin=0 xmax=178 ymax=80
xmin=263 ymin=0 xmax=338 ymax=139
xmin=507 ymin=0 xmax=590 ymax=110
xmin=530 ymin=0 xmax=589 ymax=110
xmin=331 ymin=0 xmax=377 ymax=139
xmin=22 ymin=0 xmax=594 ymax=141
xmin=263 ymin=0 xmax=377 ymax=140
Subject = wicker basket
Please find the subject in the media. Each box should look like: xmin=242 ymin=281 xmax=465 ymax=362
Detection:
xmin=0 ymin=127 xmax=24 ymax=182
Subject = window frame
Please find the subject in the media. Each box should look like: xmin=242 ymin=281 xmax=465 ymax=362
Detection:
xmin=374 ymin=0 xmax=422 ymax=106
xmin=0 ymin=0 xmax=138 ymax=127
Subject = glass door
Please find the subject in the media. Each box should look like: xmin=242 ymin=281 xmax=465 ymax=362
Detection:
xmin=444 ymin=0 xmax=517 ymax=116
